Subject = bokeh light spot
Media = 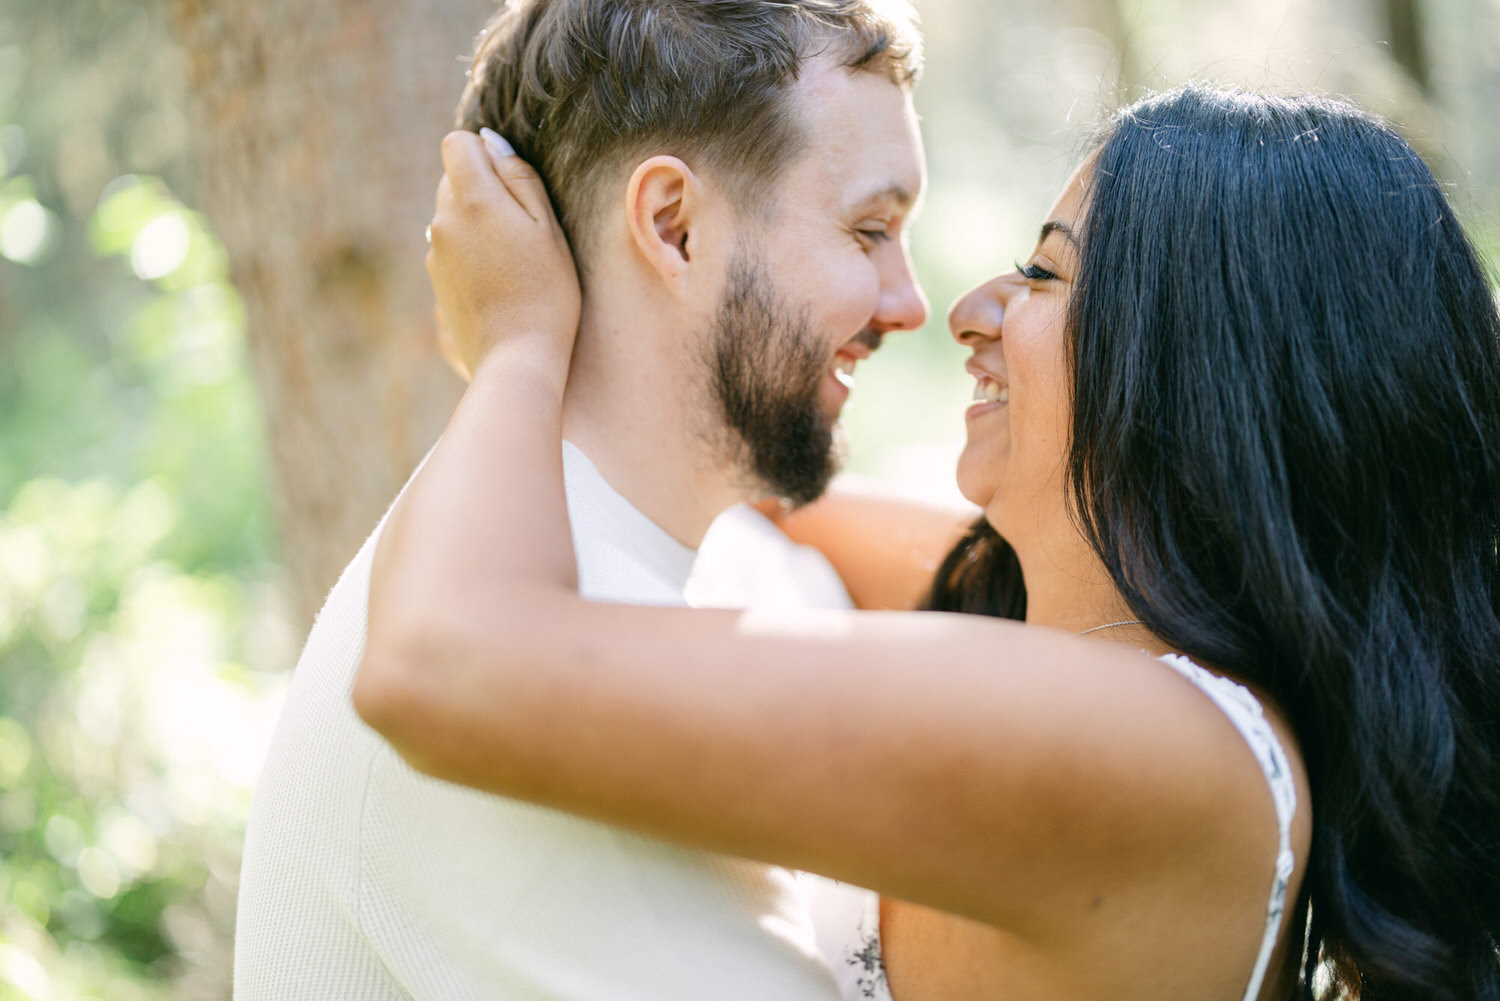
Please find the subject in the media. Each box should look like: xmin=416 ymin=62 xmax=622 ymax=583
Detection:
xmin=43 ymin=814 xmax=85 ymax=866
xmin=102 ymin=812 xmax=159 ymax=876
xmin=0 ymin=943 xmax=51 ymax=1000
xmin=129 ymin=211 xmax=190 ymax=280
xmin=0 ymin=198 xmax=53 ymax=264
xmin=0 ymin=525 xmax=50 ymax=597
xmin=77 ymin=847 xmax=121 ymax=899
xmin=40 ymin=578 xmax=87 ymax=642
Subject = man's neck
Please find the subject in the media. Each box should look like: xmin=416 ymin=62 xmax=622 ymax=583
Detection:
xmin=560 ymin=302 xmax=743 ymax=549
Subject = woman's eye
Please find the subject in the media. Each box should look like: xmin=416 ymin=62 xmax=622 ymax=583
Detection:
xmin=857 ymin=228 xmax=892 ymax=245
xmin=1015 ymin=260 xmax=1057 ymax=281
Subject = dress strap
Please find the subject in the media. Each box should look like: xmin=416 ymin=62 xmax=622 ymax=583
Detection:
xmin=1156 ymin=654 xmax=1297 ymax=1001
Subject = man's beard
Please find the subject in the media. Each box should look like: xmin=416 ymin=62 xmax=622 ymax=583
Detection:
xmin=706 ymin=247 xmax=843 ymax=508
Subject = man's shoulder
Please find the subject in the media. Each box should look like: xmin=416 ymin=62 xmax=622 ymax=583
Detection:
xmin=569 ymin=527 xmax=690 ymax=606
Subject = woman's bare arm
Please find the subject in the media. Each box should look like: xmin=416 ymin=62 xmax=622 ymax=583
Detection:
xmin=357 ymin=131 xmax=1279 ymax=944
xmin=762 ymin=488 xmax=975 ymax=610
xmin=360 ymin=375 xmax=1272 ymax=943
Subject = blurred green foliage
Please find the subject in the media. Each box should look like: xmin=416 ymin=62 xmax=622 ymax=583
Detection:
xmin=1 ymin=4 xmax=284 ymax=998
xmin=2 ymin=0 xmax=1497 ymax=998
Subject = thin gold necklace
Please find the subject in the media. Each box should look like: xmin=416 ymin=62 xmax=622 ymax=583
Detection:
xmin=1074 ymin=619 xmax=1144 ymax=637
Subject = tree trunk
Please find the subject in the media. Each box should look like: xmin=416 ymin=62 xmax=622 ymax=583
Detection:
xmin=166 ymin=0 xmax=493 ymax=627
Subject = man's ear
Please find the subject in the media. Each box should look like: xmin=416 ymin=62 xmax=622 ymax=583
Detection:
xmin=625 ymin=156 xmax=704 ymax=295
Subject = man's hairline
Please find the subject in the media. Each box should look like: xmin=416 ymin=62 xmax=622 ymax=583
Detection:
xmin=569 ymin=59 xmax=916 ymax=270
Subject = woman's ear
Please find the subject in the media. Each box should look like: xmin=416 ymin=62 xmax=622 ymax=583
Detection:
xmin=625 ymin=156 xmax=703 ymax=296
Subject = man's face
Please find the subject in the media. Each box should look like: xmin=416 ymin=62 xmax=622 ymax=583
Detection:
xmin=706 ymin=58 xmax=928 ymax=505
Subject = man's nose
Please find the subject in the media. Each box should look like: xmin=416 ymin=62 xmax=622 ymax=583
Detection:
xmin=873 ymin=244 xmax=929 ymax=334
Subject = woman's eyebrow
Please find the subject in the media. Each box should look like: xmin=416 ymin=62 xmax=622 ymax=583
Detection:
xmin=1039 ymin=220 xmax=1078 ymax=246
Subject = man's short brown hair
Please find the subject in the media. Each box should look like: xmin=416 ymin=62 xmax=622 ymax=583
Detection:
xmin=455 ymin=0 xmax=921 ymax=261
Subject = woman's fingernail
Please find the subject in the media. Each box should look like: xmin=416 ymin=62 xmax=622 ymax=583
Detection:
xmin=479 ymin=127 xmax=515 ymax=158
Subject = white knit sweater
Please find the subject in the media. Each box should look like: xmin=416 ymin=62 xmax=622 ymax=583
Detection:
xmin=233 ymin=442 xmax=844 ymax=1001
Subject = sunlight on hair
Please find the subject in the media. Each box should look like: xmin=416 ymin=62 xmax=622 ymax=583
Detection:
xmin=865 ymin=0 xmax=918 ymax=26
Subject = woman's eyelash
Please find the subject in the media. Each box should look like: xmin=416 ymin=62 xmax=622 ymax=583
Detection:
xmin=859 ymin=228 xmax=892 ymax=244
xmin=1016 ymin=260 xmax=1056 ymax=281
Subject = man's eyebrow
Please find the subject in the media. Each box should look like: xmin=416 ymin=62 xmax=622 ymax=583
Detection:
xmin=1039 ymin=220 xmax=1078 ymax=246
xmin=848 ymin=182 xmax=917 ymax=214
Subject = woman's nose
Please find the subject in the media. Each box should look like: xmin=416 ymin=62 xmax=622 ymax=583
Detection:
xmin=948 ymin=277 xmax=1008 ymax=346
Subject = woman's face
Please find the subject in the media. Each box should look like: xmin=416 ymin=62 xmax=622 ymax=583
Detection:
xmin=950 ymin=165 xmax=1088 ymax=543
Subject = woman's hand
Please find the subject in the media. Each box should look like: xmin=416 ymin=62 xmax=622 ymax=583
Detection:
xmin=425 ymin=128 xmax=580 ymax=379
xmin=362 ymin=131 xmax=582 ymax=781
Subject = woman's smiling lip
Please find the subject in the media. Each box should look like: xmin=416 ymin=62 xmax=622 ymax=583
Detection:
xmin=966 ymin=398 xmax=1006 ymax=421
xmin=965 ymin=358 xmax=1008 ymax=418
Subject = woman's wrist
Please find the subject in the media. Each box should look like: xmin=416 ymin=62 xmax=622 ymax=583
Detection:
xmin=467 ymin=330 xmax=571 ymax=403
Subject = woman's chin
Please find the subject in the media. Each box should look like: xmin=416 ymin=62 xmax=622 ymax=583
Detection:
xmin=954 ymin=450 xmax=996 ymax=510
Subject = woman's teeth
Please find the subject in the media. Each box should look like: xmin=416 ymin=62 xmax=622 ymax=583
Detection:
xmin=832 ymin=356 xmax=856 ymax=388
xmin=973 ymin=377 xmax=1008 ymax=404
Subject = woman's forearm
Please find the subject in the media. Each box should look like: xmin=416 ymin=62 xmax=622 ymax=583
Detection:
xmin=349 ymin=335 xmax=1272 ymax=937
xmin=356 ymin=346 xmax=577 ymax=767
xmin=768 ymin=487 xmax=974 ymax=609
xmin=357 ymin=128 xmax=584 ymax=763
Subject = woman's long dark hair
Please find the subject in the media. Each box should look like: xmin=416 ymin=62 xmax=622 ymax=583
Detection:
xmin=927 ymin=85 xmax=1500 ymax=1000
